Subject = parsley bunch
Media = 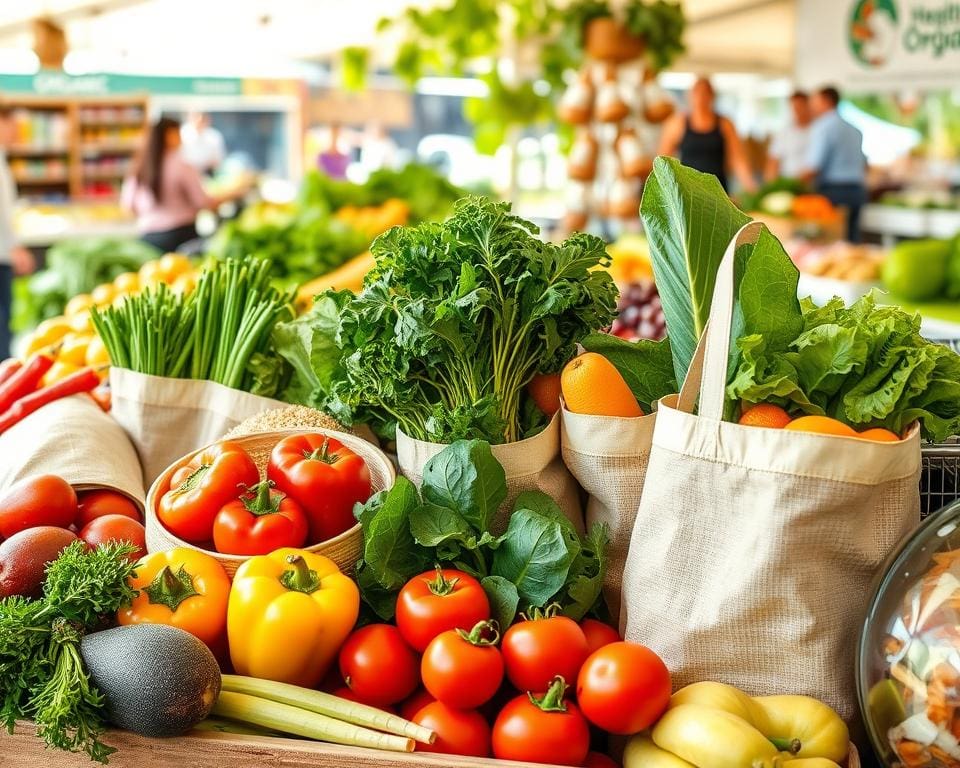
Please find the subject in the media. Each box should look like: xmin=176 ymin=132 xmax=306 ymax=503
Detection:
xmin=326 ymin=196 xmax=618 ymax=443
xmin=0 ymin=541 xmax=138 ymax=762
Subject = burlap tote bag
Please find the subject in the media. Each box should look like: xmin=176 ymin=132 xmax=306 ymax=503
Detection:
xmin=0 ymin=394 xmax=145 ymax=508
xmin=561 ymin=406 xmax=656 ymax=620
xmin=396 ymin=413 xmax=583 ymax=535
xmin=621 ymin=222 xmax=921 ymax=720
xmin=110 ymin=367 xmax=284 ymax=486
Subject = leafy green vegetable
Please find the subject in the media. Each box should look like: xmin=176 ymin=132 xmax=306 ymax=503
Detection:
xmin=12 ymin=237 xmax=160 ymax=331
xmin=727 ymin=293 xmax=960 ymax=441
xmin=0 ymin=541 xmax=138 ymax=762
xmin=355 ymin=439 xmax=608 ymax=625
xmin=326 ymin=196 xmax=618 ymax=443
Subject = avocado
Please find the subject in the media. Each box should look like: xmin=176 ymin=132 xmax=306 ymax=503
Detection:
xmin=80 ymin=624 xmax=221 ymax=737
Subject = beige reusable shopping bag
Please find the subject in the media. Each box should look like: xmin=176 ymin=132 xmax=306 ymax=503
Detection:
xmin=561 ymin=407 xmax=656 ymax=620
xmin=621 ymin=222 xmax=921 ymax=719
xmin=396 ymin=413 xmax=583 ymax=535
xmin=0 ymin=394 xmax=145 ymax=508
xmin=110 ymin=367 xmax=284 ymax=486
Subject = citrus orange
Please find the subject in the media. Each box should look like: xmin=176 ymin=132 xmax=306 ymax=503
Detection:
xmin=561 ymin=352 xmax=644 ymax=418
xmin=857 ymin=428 xmax=901 ymax=442
xmin=528 ymin=373 xmax=562 ymax=417
xmin=784 ymin=415 xmax=858 ymax=437
xmin=738 ymin=403 xmax=792 ymax=429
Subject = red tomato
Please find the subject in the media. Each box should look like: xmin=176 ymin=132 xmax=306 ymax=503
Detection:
xmin=584 ymin=752 xmax=620 ymax=768
xmin=421 ymin=620 xmax=503 ymax=709
xmin=267 ymin=434 xmax=371 ymax=544
xmin=0 ymin=475 xmax=77 ymax=538
xmin=502 ymin=609 xmax=590 ymax=693
xmin=332 ymin=686 xmax=396 ymax=714
xmin=492 ymin=677 xmax=590 ymax=766
xmin=338 ymin=624 xmax=419 ymax=707
xmin=396 ymin=567 xmax=490 ymax=652
xmin=399 ymin=689 xmax=435 ymax=721
xmin=79 ymin=515 xmax=146 ymax=561
xmin=581 ymin=618 xmax=620 ymax=654
xmin=212 ymin=481 xmax=309 ymax=556
xmin=158 ymin=441 xmax=258 ymax=543
xmin=76 ymin=489 xmax=141 ymax=529
xmin=576 ymin=642 xmax=671 ymax=735
xmin=413 ymin=701 xmax=490 ymax=757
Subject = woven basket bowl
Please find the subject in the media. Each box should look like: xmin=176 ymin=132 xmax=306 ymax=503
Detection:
xmin=145 ymin=429 xmax=394 ymax=578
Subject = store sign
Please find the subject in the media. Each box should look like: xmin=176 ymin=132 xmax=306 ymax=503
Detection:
xmin=796 ymin=0 xmax=960 ymax=91
xmin=0 ymin=72 xmax=244 ymax=97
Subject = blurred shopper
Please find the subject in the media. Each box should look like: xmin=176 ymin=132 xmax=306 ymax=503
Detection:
xmin=803 ymin=86 xmax=867 ymax=242
xmin=765 ymin=91 xmax=812 ymax=181
xmin=122 ymin=117 xmax=246 ymax=253
xmin=317 ymin=123 xmax=350 ymax=179
xmin=180 ymin=111 xmax=226 ymax=176
xmin=0 ymin=106 xmax=35 ymax=358
xmin=658 ymin=76 xmax=757 ymax=193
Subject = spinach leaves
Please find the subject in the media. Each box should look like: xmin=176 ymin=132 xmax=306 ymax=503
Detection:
xmin=324 ymin=196 xmax=618 ymax=443
xmin=355 ymin=440 xmax=608 ymax=626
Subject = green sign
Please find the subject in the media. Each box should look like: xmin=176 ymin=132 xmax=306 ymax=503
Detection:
xmin=0 ymin=72 xmax=243 ymax=97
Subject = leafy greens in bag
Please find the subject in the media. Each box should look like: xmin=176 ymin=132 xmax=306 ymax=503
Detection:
xmin=355 ymin=439 xmax=608 ymax=627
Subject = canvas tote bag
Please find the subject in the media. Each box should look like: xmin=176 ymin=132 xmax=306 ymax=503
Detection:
xmin=0 ymin=394 xmax=145 ymax=508
xmin=110 ymin=368 xmax=284 ymax=486
xmin=621 ymin=222 xmax=921 ymax=719
xmin=396 ymin=413 xmax=583 ymax=535
xmin=561 ymin=406 xmax=656 ymax=620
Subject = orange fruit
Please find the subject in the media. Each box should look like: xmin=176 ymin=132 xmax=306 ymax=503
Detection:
xmin=784 ymin=415 xmax=858 ymax=437
xmin=528 ymin=373 xmax=562 ymax=417
xmin=738 ymin=403 xmax=792 ymax=429
xmin=857 ymin=428 xmax=901 ymax=442
xmin=561 ymin=352 xmax=644 ymax=418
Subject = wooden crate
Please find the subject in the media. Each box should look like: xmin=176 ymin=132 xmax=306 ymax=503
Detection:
xmin=6 ymin=722 xmax=559 ymax=768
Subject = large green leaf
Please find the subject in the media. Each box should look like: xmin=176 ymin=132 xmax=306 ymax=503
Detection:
xmin=640 ymin=157 xmax=751 ymax=385
xmin=581 ymin=333 xmax=677 ymax=410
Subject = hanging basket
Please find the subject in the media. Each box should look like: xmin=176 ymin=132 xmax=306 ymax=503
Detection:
xmin=584 ymin=17 xmax=645 ymax=63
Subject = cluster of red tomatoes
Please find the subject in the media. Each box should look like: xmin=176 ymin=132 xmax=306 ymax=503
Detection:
xmin=329 ymin=567 xmax=672 ymax=766
xmin=156 ymin=434 xmax=371 ymax=556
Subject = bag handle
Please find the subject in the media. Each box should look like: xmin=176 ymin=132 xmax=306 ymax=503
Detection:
xmin=677 ymin=221 xmax=765 ymax=420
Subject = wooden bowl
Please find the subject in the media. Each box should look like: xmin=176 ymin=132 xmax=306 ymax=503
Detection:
xmin=145 ymin=429 xmax=395 ymax=577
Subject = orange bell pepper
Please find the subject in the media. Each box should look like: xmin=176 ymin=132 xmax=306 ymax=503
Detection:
xmin=117 ymin=547 xmax=231 ymax=650
xmin=227 ymin=548 xmax=359 ymax=688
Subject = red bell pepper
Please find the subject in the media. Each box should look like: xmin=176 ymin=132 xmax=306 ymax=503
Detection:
xmin=212 ymin=480 xmax=308 ymax=556
xmin=0 ymin=367 xmax=100 ymax=434
xmin=267 ymin=434 xmax=371 ymax=544
xmin=158 ymin=440 xmax=258 ymax=543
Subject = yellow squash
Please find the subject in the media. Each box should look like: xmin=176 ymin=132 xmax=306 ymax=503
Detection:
xmin=624 ymin=734 xmax=696 ymax=767
xmin=652 ymin=705 xmax=783 ymax=768
xmin=228 ymin=548 xmax=359 ymax=688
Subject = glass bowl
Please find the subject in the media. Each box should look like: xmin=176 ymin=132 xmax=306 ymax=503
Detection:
xmin=859 ymin=499 xmax=960 ymax=767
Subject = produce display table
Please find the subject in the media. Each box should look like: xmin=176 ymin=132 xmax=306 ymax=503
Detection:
xmin=861 ymin=204 xmax=960 ymax=245
xmin=7 ymin=722 xmax=553 ymax=768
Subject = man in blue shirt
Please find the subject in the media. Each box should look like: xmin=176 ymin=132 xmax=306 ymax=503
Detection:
xmin=802 ymin=86 xmax=867 ymax=242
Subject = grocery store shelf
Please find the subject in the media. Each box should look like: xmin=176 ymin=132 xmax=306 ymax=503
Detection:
xmin=80 ymin=119 xmax=145 ymax=128
xmin=13 ymin=173 xmax=70 ymax=185
xmin=80 ymin=142 xmax=140 ymax=154
xmin=862 ymin=204 xmax=960 ymax=244
xmin=7 ymin=144 xmax=69 ymax=156
xmin=17 ymin=221 xmax=138 ymax=248
xmin=82 ymin=168 xmax=129 ymax=180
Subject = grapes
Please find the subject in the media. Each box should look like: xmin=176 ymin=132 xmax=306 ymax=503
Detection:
xmin=610 ymin=280 xmax=666 ymax=341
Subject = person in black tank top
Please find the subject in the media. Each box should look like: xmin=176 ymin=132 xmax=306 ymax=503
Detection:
xmin=658 ymin=77 xmax=757 ymax=194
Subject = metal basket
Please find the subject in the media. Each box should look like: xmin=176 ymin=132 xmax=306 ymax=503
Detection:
xmin=921 ymin=438 xmax=960 ymax=518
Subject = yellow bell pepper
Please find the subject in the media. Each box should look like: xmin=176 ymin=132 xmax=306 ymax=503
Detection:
xmin=643 ymin=682 xmax=849 ymax=768
xmin=624 ymin=734 xmax=695 ymax=767
xmin=227 ymin=548 xmax=359 ymax=688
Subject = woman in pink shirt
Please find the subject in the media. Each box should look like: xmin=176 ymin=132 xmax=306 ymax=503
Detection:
xmin=121 ymin=117 xmax=246 ymax=253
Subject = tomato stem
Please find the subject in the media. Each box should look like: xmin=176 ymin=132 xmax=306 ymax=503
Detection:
xmin=280 ymin=555 xmax=322 ymax=594
xmin=427 ymin=565 xmax=460 ymax=597
xmin=304 ymin=438 xmax=336 ymax=464
xmin=528 ymin=676 xmax=569 ymax=712
xmin=520 ymin=603 xmax=562 ymax=622
xmin=456 ymin=620 xmax=500 ymax=647
xmin=241 ymin=480 xmax=283 ymax=517
xmin=143 ymin=564 xmax=201 ymax=612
